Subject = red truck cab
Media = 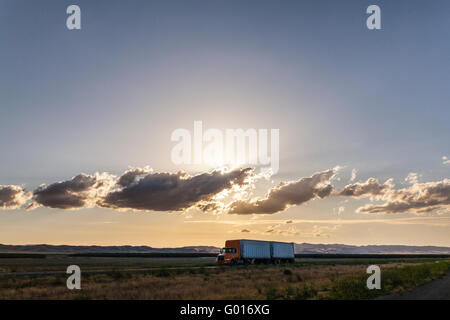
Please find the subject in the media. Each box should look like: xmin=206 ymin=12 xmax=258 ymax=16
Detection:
xmin=216 ymin=240 xmax=240 ymax=265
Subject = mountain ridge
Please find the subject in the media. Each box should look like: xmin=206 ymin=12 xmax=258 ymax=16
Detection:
xmin=1 ymin=243 xmax=449 ymax=254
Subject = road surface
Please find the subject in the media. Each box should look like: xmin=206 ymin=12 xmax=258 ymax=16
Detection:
xmin=379 ymin=272 xmax=450 ymax=300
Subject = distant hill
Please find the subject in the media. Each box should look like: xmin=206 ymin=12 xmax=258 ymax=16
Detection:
xmin=0 ymin=244 xmax=220 ymax=254
xmin=294 ymin=243 xmax=450 ymax=255
xmin=0 ymin=243 xmax=449 ymax=255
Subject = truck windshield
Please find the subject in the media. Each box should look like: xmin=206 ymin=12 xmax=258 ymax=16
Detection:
xmin=220 ymin=248 xmax=236 ymax=253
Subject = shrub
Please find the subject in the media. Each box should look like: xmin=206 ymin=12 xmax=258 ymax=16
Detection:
xmin=265 ymin=284 xmax=318 ymax=300
xmin=283 ymin=269 xmax=293 ymax=276
xmin=293 ymin=284 xmax=317 ymax=300
xmin=154 ymin=269 xmax=171 ymax=278
xmin=265 ymin=286 xmax=281 ymax=300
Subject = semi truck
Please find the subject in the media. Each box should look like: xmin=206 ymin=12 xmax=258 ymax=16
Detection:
xmin=216 ymin=239 xmax=295 ymax=265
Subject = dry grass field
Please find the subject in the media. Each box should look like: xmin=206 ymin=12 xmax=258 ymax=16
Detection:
xmin=0 ymin=255 xmax=449 ymax=300
xmin=0 ymin=255 xmax=216 ymax=273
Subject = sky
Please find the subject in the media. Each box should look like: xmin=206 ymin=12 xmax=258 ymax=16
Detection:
xmin=0 ymin=0 xmax=449 ymax=247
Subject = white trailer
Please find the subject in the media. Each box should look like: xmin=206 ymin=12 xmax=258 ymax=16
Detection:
xmin=240 ymin=240 xmax=271 ymax=259
xmin=271 ymin=241 xmax=295 ymax=260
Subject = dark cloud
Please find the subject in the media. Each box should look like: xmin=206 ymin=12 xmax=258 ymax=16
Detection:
xmin=116 ymin=167 xmax=151 ymax=187
xmin=339 ymin=178 xmax=393 ymax=198
xmin=30 ymin=173 xmax=113 ymax=210
xmin=17 ymin=167 xmax=252 ymax=212
xmin=357 ymin=178 xmax=450 ymax=215
xmin=100 ymin=168 xmax=253 ymax=212
xmin=0 ymin=185 xmax=31 ymax=209
xmin=196 ymin=202 xmax=222 ymax=213
xmin=228 ymin=169 xmax=336 ymax=214
xmin=7 ymin=165 xmax=447 ymax=216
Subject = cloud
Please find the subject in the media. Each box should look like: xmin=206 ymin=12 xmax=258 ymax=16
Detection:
xmin=116 ymin=166 xmax=152 ymax=187
xmin=308 ymin=224 xmax=341 ymax=238
xmin=0 ymin=185 xmax=32 ymax=210
xmin=350 ymin=169 xmax=357 ymax=182
xmin=16 ymin=167 xmax=252 ymax=212
xmin=405 ymin=173 xmax=419 ymax=185
xmin=357 ymin=178 xmax=450 ymax=215
xmin=228 ymin=169 xmax=337 ymax=214
xmin=4 ymin=165 xmax=448 ymax=217
xmin=100 ymin=167 xmax=253 ymax=212
xmin=29 ymin=173 xmax=114 ymax=210
xmin=443 ymin=156 xmax=450 ymax=165
xmin=338 ymin=178 xmax=393 ymax=198
xmin=196 ymin=201 xmax=223 ymax=213
xmin=232 ymin=222 xmax=340 ymax=238
xmin=187 ymin=216 xmax=450 ymax=227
